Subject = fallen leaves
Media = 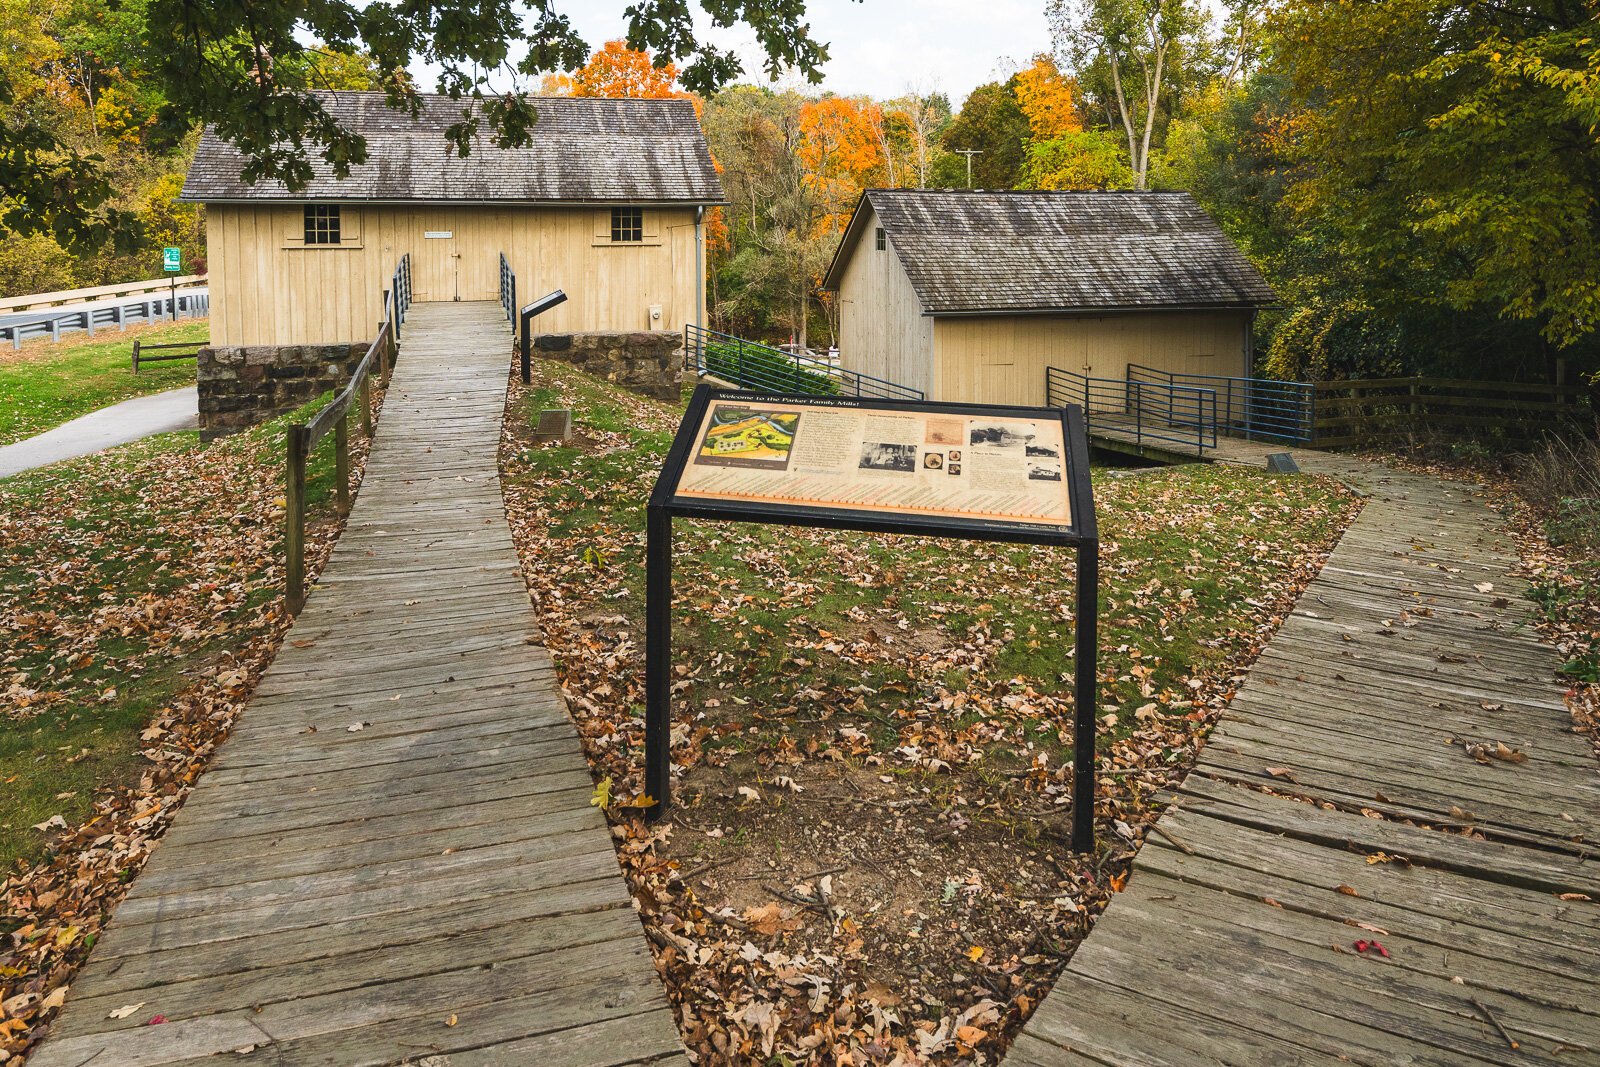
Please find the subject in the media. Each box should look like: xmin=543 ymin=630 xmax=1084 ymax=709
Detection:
xmin=0 ymin=388 xmax=384 ymax=1061
xmin=493 ymin=362 xmax=1362 ymax=1065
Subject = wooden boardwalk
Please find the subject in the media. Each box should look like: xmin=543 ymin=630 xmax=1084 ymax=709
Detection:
xmin=1010 ymin=444 xmax=1600 ymax=1065
xmin=29 ymin=302 xmax=686 ymax=1067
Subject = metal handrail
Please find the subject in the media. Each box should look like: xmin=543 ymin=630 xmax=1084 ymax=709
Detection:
xmin=131 ymin=337 xmax=206 ymax=372
xmin=518 ymin=290 xmax=569 ymax=383
xmin=283 ymin=258 xmax=404 ymax=615
xmin=1127 ymin=363 xmax=1313 ymax=444
xmin=684 ymin=324 xmax=923 ymax=401
xmin=1046 ymin=366 xmax=1218 ymax=455
xmin=499 ymin=252 xmax=518 ymax=330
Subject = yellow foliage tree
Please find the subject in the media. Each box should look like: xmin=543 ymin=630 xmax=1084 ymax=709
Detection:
xmin=797 ymin=97 xmax=885 ymax=232
xmin=1013 ymin=54 xmax=1083 ymax=140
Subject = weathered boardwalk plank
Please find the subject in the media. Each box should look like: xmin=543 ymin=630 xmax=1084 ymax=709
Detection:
xmin=28 ymin=302 xmax=686 ymax=1067
xmin=1010 ymin=440 xmax=1600 ymax=1064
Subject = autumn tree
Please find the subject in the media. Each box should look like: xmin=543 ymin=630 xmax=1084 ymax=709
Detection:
xmin=933 ymin=80 xmax=1030 ymax=188
xmin=798 ymin=96 xmax=885 ymax=229
xmin=1048 ymin=0 xmax=1206 ymax=189
xmin=1012 ymin=54 xmax=1082 ymax=140
xmin=1268 ymin=0 xmax=1600 ymax=374
xmin=882 ymin=90 xmax=952 ymax=188
xmin=0 ymin=0 xmax=834 ymax=252
xmin=541 ymin=40 xmax=683 ymax=99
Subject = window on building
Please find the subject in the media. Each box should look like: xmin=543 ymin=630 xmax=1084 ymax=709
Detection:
xmin=611 ymin=206 xmax=644 ymax=243
xmin=304 ymin=205 xmax=342 ymax=245
xmin=875 ymin=226 xmax=886 ymax=251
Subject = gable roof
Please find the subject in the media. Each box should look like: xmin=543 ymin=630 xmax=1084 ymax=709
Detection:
xmin=182 ymin=92 xmax=724 ymax=205
xmin=821 ymin=190 xmax=1276 ymax=314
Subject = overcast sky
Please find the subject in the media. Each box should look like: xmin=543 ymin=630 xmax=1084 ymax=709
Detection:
xmin=553 ymin=0 xmax=1054 ymax=107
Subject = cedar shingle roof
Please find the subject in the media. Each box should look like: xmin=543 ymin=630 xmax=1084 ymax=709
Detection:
xmin=181 ymin=92 xmax=723 ymax=204
xmin=822 ymin=190 xmax=1276 ymax=313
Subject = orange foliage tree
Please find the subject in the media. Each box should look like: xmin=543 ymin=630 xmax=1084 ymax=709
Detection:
xmin=797 ymin=97 xmax=885 ymax=232
xmin=1013 ymin=54 xmax=1083 ymax=140
xmin=541 ymin=40 xmax=685 ymax=101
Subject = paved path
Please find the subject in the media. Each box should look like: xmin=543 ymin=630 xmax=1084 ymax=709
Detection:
xmin=28 ymin=302 xmax=686 ymax=1067
xmin=1009 ymin=439 xmax=1600 ymax=1065
xmin=0 ymin=386 xmax=198 ymax=478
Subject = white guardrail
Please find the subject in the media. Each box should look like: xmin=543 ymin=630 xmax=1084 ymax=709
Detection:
xmin=0 ymin=275 xmax=205 ymax=313
xmin=1 ymin=283 xmax=210 ymax=349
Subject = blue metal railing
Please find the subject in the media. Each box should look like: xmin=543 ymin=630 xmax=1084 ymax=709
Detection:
xmin=1046 ymin=366 xmax=1218 ymax=456
xmin=684 ymin=325 xmax=923 ymax=401
xmin=1127 ymin=364 xmax=1313 ymax=444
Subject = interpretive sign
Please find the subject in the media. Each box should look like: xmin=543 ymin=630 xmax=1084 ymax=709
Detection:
xmin=673 ymin=397 xmax=1073 ymax=531
xmin=646 ymin=386 xmax=1101 ymax=851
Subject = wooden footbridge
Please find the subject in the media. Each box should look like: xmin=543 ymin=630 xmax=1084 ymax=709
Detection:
xmin=28 ymin=311 xmax=1600 ymax=1064
xmin=1009 ymin=444 xmax=1600 ymax=1065
xmin=28 ymin=303 xmax=686 ymax=1067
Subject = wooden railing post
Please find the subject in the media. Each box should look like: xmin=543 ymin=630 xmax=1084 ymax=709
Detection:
xmin=286 ymin=425 xmax=310 ymax=615
xmin=360 ymin=371 xmax=373 ymax=437
xmin=132 ymin=340 xmax=141 ymax=373
xmin=335 ymin=413 xmax=351 ymax=518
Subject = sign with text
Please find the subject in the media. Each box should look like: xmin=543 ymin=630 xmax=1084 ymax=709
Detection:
xmin=674 ymin=398 xmax=1073 ymax=531
xmin=161 ymin=247 xmax=181 ymax=272
xmin=645 ymin=386 xmax=1100 ymax=851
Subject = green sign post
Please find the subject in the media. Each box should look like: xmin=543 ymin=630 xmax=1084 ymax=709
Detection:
xmin=162 ymin=247 xmax=181 ymax=321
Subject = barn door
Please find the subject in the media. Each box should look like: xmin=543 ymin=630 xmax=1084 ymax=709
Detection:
xmin=414 ymin=214 xmax=461 ymax=301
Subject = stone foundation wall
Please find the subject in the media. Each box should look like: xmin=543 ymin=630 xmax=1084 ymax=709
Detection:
xmin=533 ymin=331 xmax=682 ymax=402
xmin=197 ymin=343 xmax=366 ymax=442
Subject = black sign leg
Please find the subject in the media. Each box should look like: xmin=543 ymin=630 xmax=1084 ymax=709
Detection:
xmin=1071 ymin=542 xmax=1099 ymax=853
xmin=644 ymin=506 xmax=673 ymax=821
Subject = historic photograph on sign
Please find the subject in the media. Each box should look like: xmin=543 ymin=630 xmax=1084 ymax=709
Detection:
xmin=694 ymin=405 xmax=801 ymax=470
xmin=969 ymin=422 xmax=1037 ymax=449
xmin=859 ymin=442 xmax=918 ymax=472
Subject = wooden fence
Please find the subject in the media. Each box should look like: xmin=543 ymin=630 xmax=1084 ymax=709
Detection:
xmin=1313 ymin=377 xmax=1591 ymax=447
xmin=132 ymin=337 xmax=206 ymax=372
xmin=283 ymin=291 xmax=397 ymax=614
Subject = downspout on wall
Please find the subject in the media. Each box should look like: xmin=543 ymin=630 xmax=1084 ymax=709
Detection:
xmin=695 ymin=207 xmax=705 ymax=336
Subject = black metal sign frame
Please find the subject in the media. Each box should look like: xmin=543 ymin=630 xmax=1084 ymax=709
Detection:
xmin=645 ymin=385 xmax=1101 ymax=852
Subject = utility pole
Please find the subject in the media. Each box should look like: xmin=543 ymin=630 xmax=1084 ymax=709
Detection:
xmin=955 ymin=148 xmax=983 ymax=188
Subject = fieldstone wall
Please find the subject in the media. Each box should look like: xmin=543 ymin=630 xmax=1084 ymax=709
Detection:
xmin=533 ymin=331 xmax=682 ymax=402
xmin=197 ymin=343 xmax=366 ymax=442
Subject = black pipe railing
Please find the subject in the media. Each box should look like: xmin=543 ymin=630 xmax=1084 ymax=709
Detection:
xmin=1127 ymin=363 xmax=1313 ymax=444
xmin=683 ymin=324 xmax=923 ymax=401
xmin=498 ymin=253 xmax=517 ymax=331
xmin=1046 ymin=366 xmax=1218 ymax=456
xmin=518 ymin=290 xmax=569 ymax=383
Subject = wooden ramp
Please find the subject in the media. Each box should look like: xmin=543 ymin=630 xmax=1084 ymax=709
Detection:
xmin=1010 ymin=450 xmax=1600 ymax=1065
xmin=29 ymin=302 xmax=686 ymax=1067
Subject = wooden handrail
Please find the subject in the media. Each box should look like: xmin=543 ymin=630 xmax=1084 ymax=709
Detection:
xmin=283 ymin=307 xmax=398 ymax=615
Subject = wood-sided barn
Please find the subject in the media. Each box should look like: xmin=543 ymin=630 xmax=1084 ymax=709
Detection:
xmin=820 ymin=190 xmax=1276 ymax=406
xmin=181 ymin=92 xmax=724 ymax=347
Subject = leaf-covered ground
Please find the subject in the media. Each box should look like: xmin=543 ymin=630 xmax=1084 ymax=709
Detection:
xmin=500 ymin=360 xmax=1362 ymax=1065
xmin=0 ymin=319 xmax=207 ymax=447
xmin=0 ymin=391 xmax=375 ymax=1059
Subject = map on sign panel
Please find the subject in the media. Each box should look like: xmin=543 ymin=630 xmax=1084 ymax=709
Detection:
xmin=674 ymin=399 xmax=1072 ymax=528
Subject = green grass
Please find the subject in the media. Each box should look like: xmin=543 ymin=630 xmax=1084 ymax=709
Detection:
xmin=507 ymin=358 xmax=1358 ymax=782
xmin=0 ymin=319 xmax=209 ymax=446
xmin=0 ymin=393 xmax=345 ymax=873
